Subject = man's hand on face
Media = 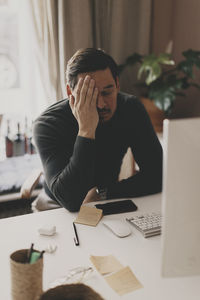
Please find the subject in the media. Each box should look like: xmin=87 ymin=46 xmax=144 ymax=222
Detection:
xmin=82 ymin=187 xmax=100 ymax=204
xmin=69 ymin=75 xmax=99 ymax=139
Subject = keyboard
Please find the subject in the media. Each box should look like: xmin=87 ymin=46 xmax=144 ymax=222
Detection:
xmin=126 ymin=212 xmax=162 ymax=238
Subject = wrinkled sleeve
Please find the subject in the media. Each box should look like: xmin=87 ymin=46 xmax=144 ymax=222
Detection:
xmin=33 ymin=120 xmax=95 ymax=212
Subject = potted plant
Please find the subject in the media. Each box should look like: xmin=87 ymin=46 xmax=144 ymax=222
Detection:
xmin=118 ymin=49 xmax=200 ymax=132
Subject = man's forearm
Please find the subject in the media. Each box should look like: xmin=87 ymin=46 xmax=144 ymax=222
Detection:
xmin=42 ymin=136 xmax=96 ymax=212
xmin=107 ymin=170 xmax=162 ymax=199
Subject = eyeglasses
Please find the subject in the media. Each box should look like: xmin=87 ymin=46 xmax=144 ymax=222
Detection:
xmin=49 ymin=266 xmax=94 ymax=288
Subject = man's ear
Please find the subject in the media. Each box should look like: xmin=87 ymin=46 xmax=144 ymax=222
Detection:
xmin=66 ymin=84 xmax=72 ymax=97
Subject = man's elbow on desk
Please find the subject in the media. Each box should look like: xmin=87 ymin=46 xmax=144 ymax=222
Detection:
xmin=54 ymin=194 xmax=82 ymax=212
xmin=62 ymin=202 xmax=81 ymax=213
xmin=50 ymin=185 xmax=83 ymax=212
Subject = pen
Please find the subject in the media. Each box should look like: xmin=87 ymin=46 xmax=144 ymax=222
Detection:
xmin=73 ymin=222 xmax=79 ymax=246
xmin=39 ymin=250 xmax=45 ymax=259
xmin=27 ymin=243 xmax=34 ymax=263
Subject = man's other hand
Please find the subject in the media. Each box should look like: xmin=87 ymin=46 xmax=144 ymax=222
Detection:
xmin=82 ymin=187 xmax=100 ymax=204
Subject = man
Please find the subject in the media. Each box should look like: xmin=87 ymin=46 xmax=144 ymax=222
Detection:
xmin=39 ymin=283 xmax=104 ymax=300
xmin=33 ymin=48 xmax=162 ymax=212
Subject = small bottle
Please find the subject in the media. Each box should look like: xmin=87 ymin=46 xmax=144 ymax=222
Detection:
xmin=24 ymin=116 xmax=30 ymax=154
xmin=13 ymin=122 xmax=25 ymax=156
xmin=30 ymin=121 xmax=36 ymax=154
xmin=5 ymin=120 xmax=13 ymax=157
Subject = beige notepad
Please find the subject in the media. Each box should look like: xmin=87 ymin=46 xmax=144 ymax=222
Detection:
xmin=90 ymin=255 xmax=123 ymax=275
xmin=105 ymin=266 xmax=143 ymax=296
xmin=74 ymin=206 xmax=103 ymax=227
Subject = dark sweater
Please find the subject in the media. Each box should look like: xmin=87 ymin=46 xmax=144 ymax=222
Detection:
xmin=33 ymin=92 xmax=163 ymax=212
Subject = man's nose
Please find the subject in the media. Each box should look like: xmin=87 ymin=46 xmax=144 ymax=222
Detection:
xmin=97 ymin=94 xmax=106 ymax=109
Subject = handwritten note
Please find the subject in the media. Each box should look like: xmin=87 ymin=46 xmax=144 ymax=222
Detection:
xmin=90 ymin=255 xmax=123 ymax=275
xmin=105 ymin=266 xmax=143 ymax=296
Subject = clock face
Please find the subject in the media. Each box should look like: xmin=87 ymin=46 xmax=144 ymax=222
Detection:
xmin=0 ymin=54 xmax=17 ymax=89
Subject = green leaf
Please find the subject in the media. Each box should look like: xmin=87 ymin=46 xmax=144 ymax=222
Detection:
xmin=166 ymin=74 xmax=183 ymax=89
xmin=157 ymin=53 xmax=175 ymax=65
xmin=138 ymin=63 xmax=161 ymax=85
xmin=119 ymin=49 xmax=200 ymax=115
xmin=138 ymin=53 xmax=175 ymax=85
xmin=182 ymin=49 xmax=200 ymax=62
xmin=178 ymin=49 xmax=200 ymax=77
xmin=148 ymin=78 xmax=180 ymax=114
xmin=177 ymin=61 xmax=194 ymax=78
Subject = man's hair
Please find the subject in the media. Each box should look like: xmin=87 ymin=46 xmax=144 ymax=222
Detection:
xmin=66 ymin=48 xmax=119 ymax=90
xmin=39 ymin=283 xmax=104 ymax=300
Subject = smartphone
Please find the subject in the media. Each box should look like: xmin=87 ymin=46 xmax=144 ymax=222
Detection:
xmin=95 ymin=199 xmax=137 ymax=215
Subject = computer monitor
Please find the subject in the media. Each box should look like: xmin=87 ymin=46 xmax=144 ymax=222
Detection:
xmin=161 ymin=117 xmax=200 ymax=277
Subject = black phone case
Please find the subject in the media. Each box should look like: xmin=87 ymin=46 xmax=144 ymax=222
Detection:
xmin=95 ymin=199 xmax=137 ymax=215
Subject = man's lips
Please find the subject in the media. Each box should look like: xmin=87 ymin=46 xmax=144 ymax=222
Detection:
xmin=99 ymin=111 xmax=109 ymax=115
xmin=98 ymin=109 xmax=110 ymax=115
xmin=99 ymin=112 xmax=110 ymax=119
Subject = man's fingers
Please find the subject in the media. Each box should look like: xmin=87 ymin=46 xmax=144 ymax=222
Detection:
xmin=91 ymin=87 xmax=99 ymax=106
xmin=85 ymin=79 xmax=95 ymax=104
xmin=75 ymin=77 xmax=84 ymax=104
xmin=75 ymin=76 xmax=96 ymax=107
xmin=79 ymin=75 xmax=90 ymax=104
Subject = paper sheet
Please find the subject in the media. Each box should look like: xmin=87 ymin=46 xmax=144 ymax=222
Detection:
xmin=90 ymin=255 xmax=123 ymax=275
xmin=105 ymin=266 xmax=143 ymax=296
xmin=74 ymin=206 xmax=103 ymax=227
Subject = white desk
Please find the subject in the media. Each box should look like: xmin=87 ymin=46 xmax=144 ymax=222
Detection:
xmin=0 ymin=194 xmax=200 ymax=300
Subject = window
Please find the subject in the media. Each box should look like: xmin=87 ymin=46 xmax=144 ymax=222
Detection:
xmin=0 ymin=0 xmax=21 ymax=113
xmin=0 ymin=0 xmax=46 ymax=160
xmin=0 ymin=0 xmax=48 ymax=117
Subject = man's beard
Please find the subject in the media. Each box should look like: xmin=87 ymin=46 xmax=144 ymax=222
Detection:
xmin=97 ymin=108 xmax=111 ymax=122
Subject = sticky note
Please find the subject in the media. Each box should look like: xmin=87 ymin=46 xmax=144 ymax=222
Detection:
xmin=74 ymin=206 xmax=103 ymax=227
